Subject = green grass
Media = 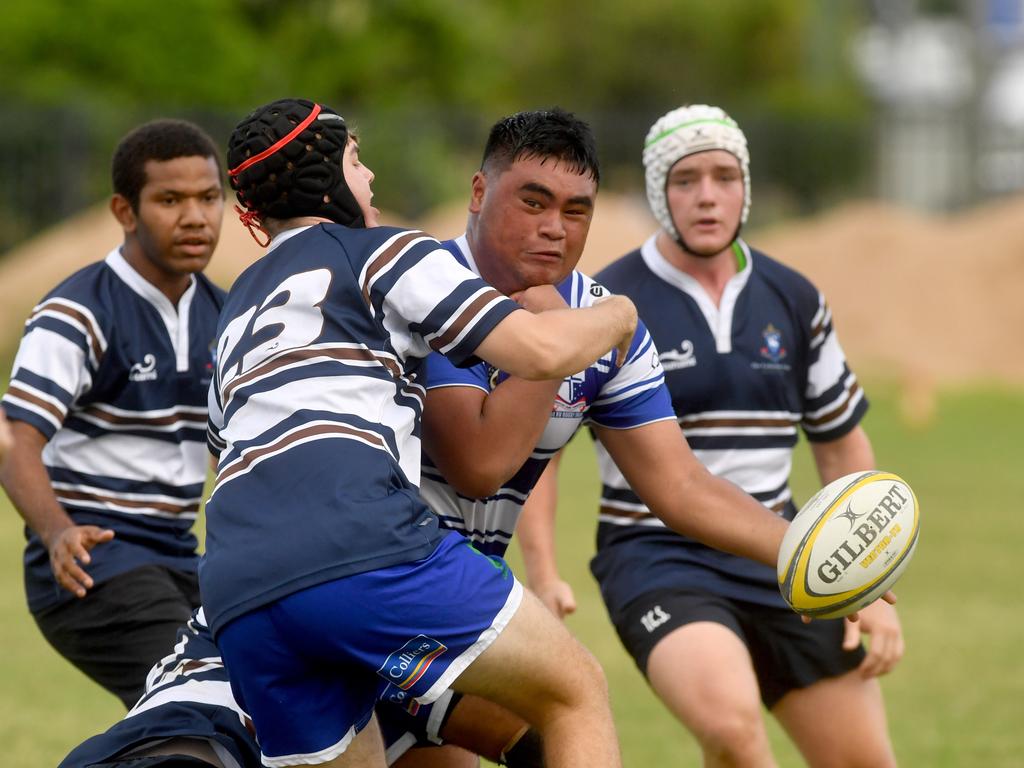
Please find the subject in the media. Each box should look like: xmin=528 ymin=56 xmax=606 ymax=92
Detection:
xmin=2 ymin=382 xmax=1022 ymax=766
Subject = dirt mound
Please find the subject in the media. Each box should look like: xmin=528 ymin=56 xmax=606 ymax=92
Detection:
xmin=2 ymin=195 xmax=1022 ymax=391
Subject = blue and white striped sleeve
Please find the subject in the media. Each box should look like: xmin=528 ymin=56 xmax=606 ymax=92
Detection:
xmin=801 ymin=292 xmax=868 ymax=441
xmin=587 ymin=322 xmax=676 ymax=429
xmin=1 ymin=298 xmax=105 ymax=439
xmin=358 ymin=230 xmax=521 ymax=365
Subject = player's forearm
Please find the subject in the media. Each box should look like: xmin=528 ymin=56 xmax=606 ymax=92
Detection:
xmin=0 ymin=434 xmax=76 ymax=548
xmin=811 ymin=426 xmax=875 ymax=485
xmin=516 ymin=460 xmax=562 ymax=588
xmin=477 ymin=296 xmax=636 ymax=380
xmin=654 ymin=467 xmax=787 ymax=567
xmin=471 ymin=377 xmax=562 ymax=491
xmin=529 ymin=296 xmax=636 ymax=378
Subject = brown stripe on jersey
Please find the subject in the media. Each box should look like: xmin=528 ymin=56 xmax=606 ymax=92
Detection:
xmin=5 ymin=385 xmax=65 ymax=423
xmin=55 ymin=489 xmax=200 ymax=515
xmin=599 ymin=504 xmax=656 ymax=522
xmin=679 ymin=415 xmax=798 ymax=430
xmin=31 ymin=301 xmax=105 ymax=363
xmin=223 ymin=346 xmax=402 ymax=403
xmin=217 ymin=423 xmax=386 ymax=486
xmin=804 ymin=380 xmax=862 ymax=428
xmin=428 ymin=288 xmax=506 ymax=353
xmin=360 ymin=230 xmax=425 ymax=309
xmin=81 ymin=406 xmax=206 ymax=428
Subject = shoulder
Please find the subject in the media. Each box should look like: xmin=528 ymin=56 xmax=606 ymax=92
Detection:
xmin=749 ymin=246 xmax=818 ymax=298
xmin=31 ymin=260 xmax=117 ymax=327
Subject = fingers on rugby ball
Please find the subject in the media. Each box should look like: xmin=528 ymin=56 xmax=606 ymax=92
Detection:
xmin=777 ymin=471 xmax=919 ymax=619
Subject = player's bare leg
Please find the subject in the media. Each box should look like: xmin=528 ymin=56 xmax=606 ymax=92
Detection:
xmin=322 ymin=714 xmax=387 ymax=768
xmin=646 ymin=622 xmax=776 ymax=768
xmin=393 ymin=745 xmax=479 ymax=768
xmin=452 ymin=589 xmax=620 ymax=767
xmin=771 ymin=669 xmax=896 ymax=768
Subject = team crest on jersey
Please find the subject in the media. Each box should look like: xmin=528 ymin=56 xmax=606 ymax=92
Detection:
xmin=552 ymin=375 xmax=587 ymax=418
xmin=759 ymin=324 xmax=787 ymax=362
xmin=129 ymin=354 xmax=158 ymax=382
xmin=377 ymin=635 xmax=447 ymax=691
xmin=659 ymin=340 xmax=696 ymax=371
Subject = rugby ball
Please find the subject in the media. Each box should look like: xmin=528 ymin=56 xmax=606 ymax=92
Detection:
xmin=777 ymin=471 xmax=919 ymax=619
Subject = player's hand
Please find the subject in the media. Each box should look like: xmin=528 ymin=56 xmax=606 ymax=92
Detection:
xmin=532 ymin=578 xmax=577 ymax=619
xmin=843 ymin=597 xmax=904 ymax=678
xmin=594 ymin=294 xmax=638 ymax=367
xmin=510 ymin=284 xmax=569 ymax=313
xmin=47 ymin=525 xmax=115 ymax=598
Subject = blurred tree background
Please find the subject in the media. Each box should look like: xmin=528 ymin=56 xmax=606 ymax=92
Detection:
xmin=0 ymin=0 xmax=873 ymax=253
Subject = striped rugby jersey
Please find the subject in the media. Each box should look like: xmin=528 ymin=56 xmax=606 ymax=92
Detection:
xmin=418 ymin=235 xmax=675 ymax=557
xmin=200 ymin=224 xmax=521 ymax=634
xmin=58 ymin=608 xmax=259 ymax=768
xmin=2 ymin=249 xmax=223 ymax=612
xmin=590 ymin=236 xmax=869 ymax=609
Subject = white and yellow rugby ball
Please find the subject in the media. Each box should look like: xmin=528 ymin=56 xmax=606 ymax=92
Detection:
xmin=778 ymin=471 xmax=919 ymax=619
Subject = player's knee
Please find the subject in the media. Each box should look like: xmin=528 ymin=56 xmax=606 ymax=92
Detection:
xmin=500 ymin=726 xmax=543 ymax=768
xmin=696 ymin=710 xmax=770 ymax=765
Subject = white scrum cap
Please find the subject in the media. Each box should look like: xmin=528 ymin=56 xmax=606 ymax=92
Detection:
xmin=643 ymin=104 xmax=751 ymax=239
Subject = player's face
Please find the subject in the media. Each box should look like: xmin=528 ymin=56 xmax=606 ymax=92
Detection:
xmin=343 ymin=138 xmax=379 ymax=227
xmin=665 ymin=150 xmax=744 ymax=258
xmin=469 ymin=156 xmax=596 ymax=295
xmin=115 ymin=156 xmax=224 ymax=290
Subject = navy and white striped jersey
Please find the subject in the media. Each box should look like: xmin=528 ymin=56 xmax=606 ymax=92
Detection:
xmin=418 ymin=235 xmax=675 ymax=557
xmin=2 ymin=249 xmax=223 ymax=612
xmin=591 ymin=236 xmax=868 ymax=608
xmin=58 ymin=609 xmax=259 ymax=768
xmin=200 ymin=224 xmax=521 ymax=634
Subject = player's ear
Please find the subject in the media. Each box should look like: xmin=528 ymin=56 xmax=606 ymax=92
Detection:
xmin=110 ymin=194 xmax=138 ymax=233
xmin=469 ymin=171 xmax=487 ymax=214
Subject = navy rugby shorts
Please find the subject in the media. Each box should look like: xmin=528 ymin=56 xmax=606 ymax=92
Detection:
xmin=217 ymin=532 xmax=522 ymax=766
xmin=609 ymin=588 xmax=865 ymax=709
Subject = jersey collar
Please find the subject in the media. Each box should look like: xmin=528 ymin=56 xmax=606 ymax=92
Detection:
xmin=640 ymin=235 xmax=754 ymax=354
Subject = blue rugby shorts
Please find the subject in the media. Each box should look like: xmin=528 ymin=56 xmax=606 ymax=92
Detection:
xmin=216 ymin=532 xmax=522 ymax=767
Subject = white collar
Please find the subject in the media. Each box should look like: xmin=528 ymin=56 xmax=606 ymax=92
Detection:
xmin=640 ymin=234 xmax=753 ymax=354
xmin=105 ymin=247 xmax=198 ymax=372
xmin=451 ymin=233 xmax=482 ymax=277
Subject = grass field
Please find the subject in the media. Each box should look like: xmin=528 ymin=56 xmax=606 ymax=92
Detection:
xmin=2 ymin=381 xmax=1022 ymax=766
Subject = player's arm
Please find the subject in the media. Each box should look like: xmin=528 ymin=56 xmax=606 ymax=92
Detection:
xmin=0 ymin=421 xmax=114 ymax=598
xmin=0 ymin=408 xmax=12 ymax=466
xmin=422 ymin=285 xmax=567 ymax=498
xmin=593 ymin=420 xmax=788 ymax=567
xmin=473 ymin=291 xmax=637 ymax=381
xmin=516 ymin=452 xmax=577 ymax=618
xmin=811 ymin=425 xmax=904 ymax=675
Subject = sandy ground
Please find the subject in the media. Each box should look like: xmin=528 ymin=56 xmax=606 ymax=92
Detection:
xmin=2 ymin=194 xmax=1021 ymax=411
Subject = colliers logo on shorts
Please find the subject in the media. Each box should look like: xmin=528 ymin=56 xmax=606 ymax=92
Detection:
xmin=377 ymin=634 xmax=447 ymax=691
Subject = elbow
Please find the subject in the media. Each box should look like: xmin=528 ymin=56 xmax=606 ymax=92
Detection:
xmin=445 ymin=462 xmax=514 ymax=499
xmin=448 ymin=472 xmax=504 ymax=500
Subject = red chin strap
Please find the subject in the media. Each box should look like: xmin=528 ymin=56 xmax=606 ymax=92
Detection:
xmin=234 ymin=205 xmax=271 ymax=248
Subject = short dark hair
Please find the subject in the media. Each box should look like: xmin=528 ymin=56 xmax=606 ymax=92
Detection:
xmin=111 ymin=119 xmax=222 ymax=210
xmin=481 ymin=108 xmax=600 ymax=184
